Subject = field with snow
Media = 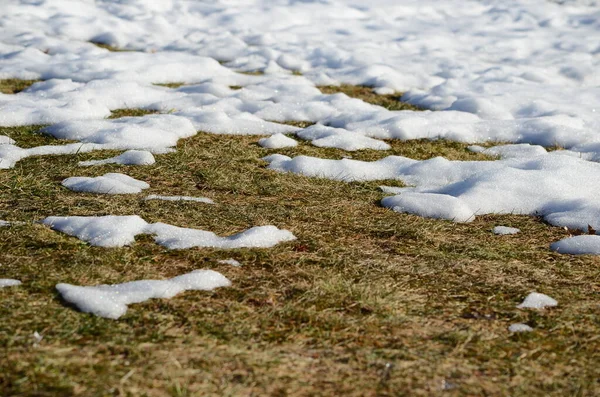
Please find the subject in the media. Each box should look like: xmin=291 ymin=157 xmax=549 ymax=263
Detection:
xmin=1 ymin=0 xmax=600 ymax=395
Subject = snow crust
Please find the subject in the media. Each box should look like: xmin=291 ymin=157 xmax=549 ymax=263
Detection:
xmin=493 ymin=226 xmax=521 ymax=235
xmin=62 ymin=173 xmax=149 ymax=194
xmin=550 ymin=235 xmax=600 ymax=255
xmin=56 ymin=270 xmax=231 ymax=319
xmin=42 ymin=216 xmax=296 ymax=249
xmin=0 ymin=279 xmax=21 ymax=288
xmin=517 ymin=292 xmax=558 ymax=309
xmin=144 ymin=195 xmax=214 ymax=204
xmin=79 ymin=150 xmax=155 ymax=166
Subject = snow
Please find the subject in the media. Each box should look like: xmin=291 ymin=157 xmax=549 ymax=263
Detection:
xmin=493 ymin=226 xmax=521 ymax=235
xmin=42 ymin=215 xmax=296 ymax=249
xmin=56 ymin=269 xmax=231 ymax=319
xmin=509 ymin=323 xmax=533 ymax=333
xmin=218 ymin=259 xmax=242 ymax=267
xmin=258 ymin=133 xmax=298 ymax=149
xmin=517 ymin=292 xmax=558 ymax=309
xmin=296 ymin=124 xmax=390 ymax=151
xmin=382 ymin=192 xmax=475 ymax=223
xmin=144 ymin=195 xmax=214 ymax=204
xmin=0 ymin=279 xmax=21 ymax=288
xmin=62 ymin=173 xmax=149 ymax=194
xmin=0 ymin=220 xmax=9 ymax=227
xmin=79 ymin=150 xmax=155 ymax=166
xmin=550 ymin=235 xmax=600 ymax=255
xmin=265 ymin=152 xmax=600 ymax=234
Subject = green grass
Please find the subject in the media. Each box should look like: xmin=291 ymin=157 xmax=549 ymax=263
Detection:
xmin=1 ymin=123 xmax=599 ymax=396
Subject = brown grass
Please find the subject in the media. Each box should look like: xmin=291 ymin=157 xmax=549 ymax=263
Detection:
xmin=0 ymin=79 xmax=40 ymax=94
xmin=0 ymin=125 xmax=599 ymax=396
xmin=318 ymin=84 xmax=423 ymax=111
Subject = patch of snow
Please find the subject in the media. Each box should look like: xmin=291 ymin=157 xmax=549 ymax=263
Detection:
xmin=42 ymin=215 xmax=296 ymax=249
xmin=550 ymin=235 xmax=600 ymax=255
xmin=493 ymin=226 xmax=520 ymax=235
xmin=62 ymin=173 xmax=149 ymax=194
xmin=218 ymin=259 xmax=242 ymax=267
xmin=382 ymin=192 xmax=475 ymax=223
xmin=56 ymin=269 xmax=231 ymax=319
xmin=508 ymin=323 xmax=533 ymax=333
xmin=0 ymin=135 xmax=15 ymax=145
xmin=0 ymin=279 xmax=21 ymax=288
xmin=79 ymin=150 xmax=155 ymax=166
xmin=144 ymin=195 xmax=214 ymax=204
xmin=0 ymin=220 xmax=9 ymax=227
xmin=258 ymin=133 xmax=298 ymax=149
xmin=517 ymin=292 xmax=558 ymax=309
xmin=296 ymin=124 xmax=390 ymax=151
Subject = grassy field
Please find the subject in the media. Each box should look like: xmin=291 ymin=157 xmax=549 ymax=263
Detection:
xmin=1 ymin=79 xmax=599 ymax=396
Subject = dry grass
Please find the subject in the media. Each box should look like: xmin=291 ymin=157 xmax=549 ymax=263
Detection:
xmin=1 ymin=122 xmax=599 ymax=396
xmin=0 ymin=79 xmax=40 ymax=94
xmin=318 ymin=84 xmax=423 ymax=112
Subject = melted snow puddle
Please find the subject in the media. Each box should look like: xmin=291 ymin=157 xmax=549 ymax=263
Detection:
xmin=57 ymin=269 xmax=230 ymax=319
xmin=42 ymin=215 xmax=296 ymax=249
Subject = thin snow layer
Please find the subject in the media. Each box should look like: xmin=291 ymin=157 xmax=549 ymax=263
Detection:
xmin=382 ymin=192 xmax=474 ymax=223
xmin=517 ymin=293 xmax=558 ymax=309
xmin=42 ymin=215 xmax=296 ymax=249
xmin=62 ymin=173 xmax=149 ymax=194
xmin=56 ymin=270 xmax=231 ymax=319
xmin=258 ymin=133 xmax=298 ymax=149
xmin=509 ymin=323 xmax=533 ymax=333
xmin=146 ymin=223 xmax=297 ymax=250
xmin=79 ymin=150 xmax=155 ymax=166
xmin=265 ymin=151 xmax=600 ymax=233
xmin=493 ymin=226 xmax=521 ymax=235
xmin=0 ymin=279 xmax=21 ymax=288
xmin=145 ymin=195 xmax=214 ymax=204
xmin=0 ymin=220 xmax=9 ymax=227
xmin=550 ymin=235 xmax=600 ymax=255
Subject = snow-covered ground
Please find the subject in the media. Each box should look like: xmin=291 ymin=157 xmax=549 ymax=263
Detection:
xmin=1 ymin=0 xmax=599 ymax=316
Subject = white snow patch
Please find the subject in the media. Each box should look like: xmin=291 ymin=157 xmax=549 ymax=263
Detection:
xmin=78 ymin=150 xmax=155 ymax=166
xmin=0 ymin=279 xmax=21 ymax=288
xmin=258 ymin=133 xmax=298 ymax=149
xmin=382 ymin=192 xmax=475 ymax=223
xmin=56 ymin=269 xmax=231 ymax=319
xmin=493 ymin=226 xmax=521 ymax=235
xmin=62 ymin=173 xmax=149 ymax=194
xmin=145 ymin=195 xmax=214 ymax=204
xmin=0 ymin=220 xmax=9 ymax=227
xmin=218 ymin=259 xmax=242 ymax=267
xmin=508 ymin=323 xmax=533 ymax=333
xmin=296 ymin=124 xmax=390 ymax=151
xmin=146 ymin=223 xmax=296 ymax=250
xmin=550 ymin=235 xmax=600 ymax=255
xmin=0 ymin=135 xmax=15 ymax=145
xmin=517 ymin=292 xmax=558 ymax=310
xmin=42 ymin=216 xmax=296 ymax=249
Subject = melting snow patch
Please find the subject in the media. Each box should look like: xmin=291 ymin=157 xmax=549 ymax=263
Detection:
xmin=218 ymin=259 xmax=242 ymax=267
xmin=146 ymin=223 xmax=296 ymax=250
xmin=509 ymin=323 xmax=533 ymax=333
xmin=517 ymin=292 xmax=558 ymax=310
xmin=550 ymin=235 xmax=600 ymax=255
xmin=382 ymin=192 xmax=475 ymax=223
xmin=296 ymin=124 xmax=390 ymax=151
xmin=144 ymin=195 xmax=214 ymax=204
xmin=42 ymin=215 xmax=296 ymax=249
xmin=79 ymin=150 xmax=155 ymax=166
xmin=0 ymin=135 xmax=15 ymax=145
xmin=258 ymin=133 xmax=298 ymax=149
xmin=62 ymin=173 xmax=149 ymax=194
xmin=493 ymin=226 xmax=520 ymax=235
xmin=43 ymin=215 xmax=149 ymax=247
xmin=0 ymin=220 xmax=9 ymax=227
xmin=56 ymin=269 xmax=231 ymax=319
xmin=0 ymin=279 xmax=22 ymax=288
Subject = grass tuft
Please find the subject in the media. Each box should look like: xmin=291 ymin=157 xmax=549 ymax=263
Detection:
xmin=318 ymin=84 xmax=423 ymax=111
xmin=0 ymin=79 xmax=41 ymax=94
